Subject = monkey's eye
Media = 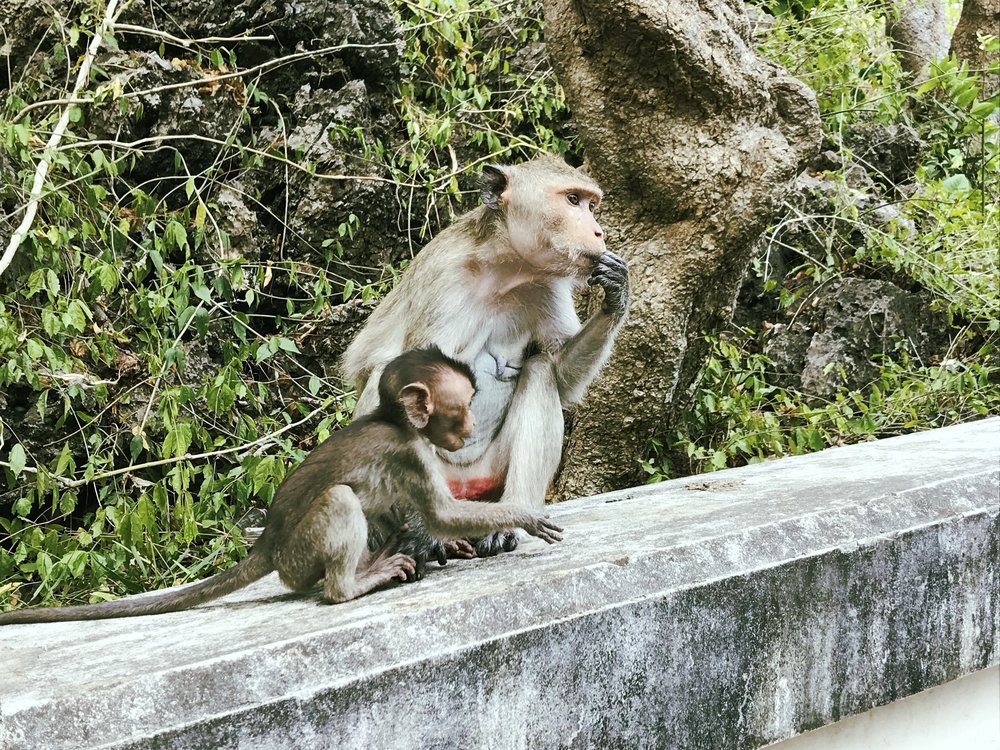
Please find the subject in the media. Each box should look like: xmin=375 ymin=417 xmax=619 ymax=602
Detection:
xmin=589 ymin=199 xmax=599 ymax=212
xmin=566 ymin=193 xmax=581 ymax=206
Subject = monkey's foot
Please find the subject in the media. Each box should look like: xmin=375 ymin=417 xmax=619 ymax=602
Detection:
xmin=362 ymin=552 xmax=417 ymax=590
xmin=474 ymin=531 xmax=519 ymax=557
xmin=396 ymin=533 xmax=475 ymax=581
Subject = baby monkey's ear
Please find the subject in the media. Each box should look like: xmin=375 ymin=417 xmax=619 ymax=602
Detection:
xmin=399 ymin=383 xmax=433 ymax=429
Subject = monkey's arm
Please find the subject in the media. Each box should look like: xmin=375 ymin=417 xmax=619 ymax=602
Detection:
xmin=352 ymin=365 xmax=385 ymax=418
xmin=414 ymin=470 xmax=562 ymax=544
xmin=551 ymin=251 xmax=630 ymax=406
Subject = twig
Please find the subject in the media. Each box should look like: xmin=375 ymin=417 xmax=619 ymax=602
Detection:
xmin=0 ymin=0 xmax=124 ymax=278
xmin=113 ymin=23 xmax=275 ymax=47
xmin=57 ymin=133 xmax=416 ymax=187
xmin=12 ymin=39 xmax=399 ymax=122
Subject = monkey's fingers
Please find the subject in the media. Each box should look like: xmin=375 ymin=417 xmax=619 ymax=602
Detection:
xmin=393 ymin=554 xmax=417 ymax=581
xmin=590 ymin=270 xmax=626 ymax=288
xmin=475 ymin=531 xmax=518 ymax=557
xmin=590 ymin=259 xmax=628 ymax=283
xmin=526 ymin=518 xmax=564 ymax=544
xmin=442 ymin=538 xmax=476 ymax=560
xmin=594 ymin=256 xmax=629 ymax=276
xmin=430 ymin=539 xmax=448 ymax=567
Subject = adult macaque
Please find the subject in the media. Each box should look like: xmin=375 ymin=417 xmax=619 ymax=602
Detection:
xmin=343 ymin=155 xmax=629 ymax=561
xmin=0 ymin=349 xmax=563 ymax=625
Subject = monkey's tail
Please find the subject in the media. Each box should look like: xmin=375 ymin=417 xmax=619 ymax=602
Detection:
xmin=0 ymin=552 xmax=273 ymax=625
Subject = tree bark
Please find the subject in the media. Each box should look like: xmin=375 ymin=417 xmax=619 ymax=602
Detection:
xmin=950 ymin=0 xmax=1000 ymax=98
xmin=883 ymin=0 xmax=952 ymax=78
xmin=543 ymin=0 xmax=820 ymax=496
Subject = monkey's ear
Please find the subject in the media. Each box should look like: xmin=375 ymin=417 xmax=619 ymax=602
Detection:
xmin=480 ymin=164 xmax=508 ymax=211
xmin=399 ymin=383 xmax=433 ymax=429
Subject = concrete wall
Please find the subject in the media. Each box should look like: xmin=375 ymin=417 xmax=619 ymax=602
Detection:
xmin=1 ymin=418 xmax=997 ymax=749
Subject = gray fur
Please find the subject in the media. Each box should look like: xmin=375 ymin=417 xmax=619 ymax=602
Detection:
xmin=343 ymin=156 xmax=628 ymax=558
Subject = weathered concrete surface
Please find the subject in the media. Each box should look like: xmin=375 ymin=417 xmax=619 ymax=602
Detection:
xmin=1 ymin=419 xmax=997 ymax=750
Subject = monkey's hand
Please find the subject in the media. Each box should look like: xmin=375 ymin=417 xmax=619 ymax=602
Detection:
xmin=588 ymin=250 xmax=630 ymax=322
xmin=518 ymin=513 xmax=564 ymax=545
xmin=395 ymin=524 xmax=439 ymax=581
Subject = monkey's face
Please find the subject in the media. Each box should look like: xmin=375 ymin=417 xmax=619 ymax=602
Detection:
xmin=549 ymin=186 xmax=606 ymax=275
xmin=424 ymin=373 xmax=476 ymax=452
xmin=506 ymin=179 xmax=606 ymax=278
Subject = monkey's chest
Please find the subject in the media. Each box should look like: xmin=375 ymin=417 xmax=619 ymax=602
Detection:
xmin=441 ymin=346 xmax=525 ymax=468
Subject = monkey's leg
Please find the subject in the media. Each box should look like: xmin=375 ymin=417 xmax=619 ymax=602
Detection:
xmin=274 ymin=486 xmax=412 ymax=603
xmin=322 ymin=489 xmax=416 ymax=603
xmin=474 ymin=354 xmax=564 ymax=556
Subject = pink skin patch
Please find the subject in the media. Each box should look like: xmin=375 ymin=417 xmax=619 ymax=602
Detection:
xmin=448 ymin=478 xmax=504 ymax=501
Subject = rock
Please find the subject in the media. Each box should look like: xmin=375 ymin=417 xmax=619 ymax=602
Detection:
xmin=300 ymin=299 xmax=378 ymax=380
xmin=0 ymin=0 xmax=74 ymax=86
xmin=200 ymin=182 xmax=271 ymax=263
xmin=844 ymin=121 xmax=925 ymax=187
xmin=763 ymin=278 xmax=948 ymax=398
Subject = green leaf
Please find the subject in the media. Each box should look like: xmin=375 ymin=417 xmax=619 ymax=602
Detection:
xmin=46 ymin=269 xmax=60 ymax=296
xmin=164 ymin=423 xmax=193 ymax=458
xmin=59 ymin=490 xmax=77 ymax=514
xmin=277 ymin=337 xmax=300 ymax=354
xmin=252 ymin=456 xmax=276 ymax=495
xmin=8 ymin=444 xmax=26 ymax=477
xmin=98 ymin=263 xmax=120 ymax=292
xmin=63 ymin=550 xmax=87 ymax=578
xmin=137 ymin=494 xmax=156 ymax=532
xmin=13 ymin=495 xmax=31 ymax=515
xmin=55 ymin=443 xmax=75 ymax=476
xmin=194 ymin=200 xmax=207 ymax=228
xmin=940 ymin=174 xmax=971 ymax=193
xmin=255 ymin=340 xmax=276 ymax=363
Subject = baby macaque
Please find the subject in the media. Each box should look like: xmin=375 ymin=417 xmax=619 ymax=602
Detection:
xmin=0 ymin=348 xmax=563 ymax=624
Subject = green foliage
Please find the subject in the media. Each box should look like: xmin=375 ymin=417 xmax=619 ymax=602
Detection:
xmin=388 ymin=0 xmax=569 ymax=230
xmin=914 ymin=40 xmax=1000 ymax=187
xmin=644 ymin=334 xmax=999 ymax=481
xmin=0 ymin=0 xmax=571 ymax=609
xmin=759 ymin=0 xmax=907 ymax=126
xmin=647 ymin=8 xmax=999 ymax=480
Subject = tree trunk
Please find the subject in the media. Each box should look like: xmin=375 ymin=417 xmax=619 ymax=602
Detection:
xmin=543 ymin=0 xmax=820 ymax=496
xmin=884 ymin=0 xmax=952 ymax=78
xmin=950 ymin=0 xmax=1000 ymax=98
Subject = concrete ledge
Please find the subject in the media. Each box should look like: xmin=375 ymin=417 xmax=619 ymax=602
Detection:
xmin=1 ymin=419 xmax=997 ymax=749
